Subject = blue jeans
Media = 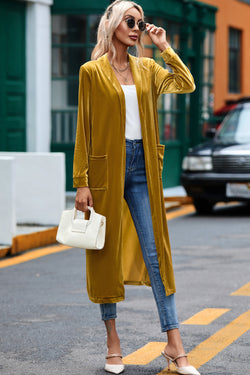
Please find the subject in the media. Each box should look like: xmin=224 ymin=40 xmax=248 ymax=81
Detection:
xmin=100 ymin=139 xmax=179 ymax=332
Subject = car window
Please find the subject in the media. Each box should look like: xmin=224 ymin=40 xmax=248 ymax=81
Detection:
xmin=216 ymin=107 xmax=250 ymax=144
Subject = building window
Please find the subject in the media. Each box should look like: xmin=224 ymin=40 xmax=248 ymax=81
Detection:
xmin=51 ymin=14 xmax=100 ymax=144
xmin=51 ymin=14 xmax=184 ymax=145
xmin=229 ymin=27 xmax=241 ymax=93
xmin=237 ymin=0 xmax=250 ymax=4
xmin=144 ymin=17 xmax=181 ymax=142
xmin=202 ymin=30 xmax=215 ymax=135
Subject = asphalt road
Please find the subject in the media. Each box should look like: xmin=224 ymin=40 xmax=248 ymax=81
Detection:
xmin=0 ymin=203 xmax=249 ymax=375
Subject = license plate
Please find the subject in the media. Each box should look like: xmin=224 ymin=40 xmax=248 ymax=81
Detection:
xmin=226 ymin=183 xmax=250 ymax=198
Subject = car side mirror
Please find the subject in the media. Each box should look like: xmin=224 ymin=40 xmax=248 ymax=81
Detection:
xmin=205 ymin=128 xmax=216 ymax=139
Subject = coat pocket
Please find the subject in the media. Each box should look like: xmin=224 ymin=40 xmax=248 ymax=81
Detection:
xmin=88 ymin=155 xmax=108 ymax=190
xmin=157 ymin=144 xmax=165 ymax=179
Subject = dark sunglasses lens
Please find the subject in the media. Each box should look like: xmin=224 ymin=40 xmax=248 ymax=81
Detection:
xmin=126 ymin=18 xmax=135 ymax=29
xmin=138 ymin=21 xmax=146 ymax=31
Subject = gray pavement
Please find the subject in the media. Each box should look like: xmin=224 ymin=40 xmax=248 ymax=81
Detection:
xmin=0 ymin=202 xmax=249 ymax=374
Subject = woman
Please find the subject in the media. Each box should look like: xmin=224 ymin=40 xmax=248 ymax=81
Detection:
xmin=73 ymin=1 xmax=199 ymax=374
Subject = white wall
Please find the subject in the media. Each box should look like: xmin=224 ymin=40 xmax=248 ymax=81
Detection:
xmin=0 ymin=152 xmax=65 ymax=226
xmin=26 ymin=0 xmax=53 ymax=152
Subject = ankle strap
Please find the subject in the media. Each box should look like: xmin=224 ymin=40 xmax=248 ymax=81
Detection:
xmin=173 ymin=353 xmax=187 ymax=362
xmin=106 ymin=354 xmax=123 ymax=359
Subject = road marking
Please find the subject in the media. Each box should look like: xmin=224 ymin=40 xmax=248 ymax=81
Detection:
xmin=166 ymin=205 xmax=195 ymax=220
xmin=231 ymin=282 xmax=250 ymax=296
xmin=157 ymin=310 xmax=250 ymax=374
xmin=123 ymin=311 xmax=250 ymax=370
xmin=182 ymin=308 xmax=230 ymax=325
xmin=123 ymin=342 xmax=165 ymax=365
xmin=0 ymin=245 xmax=72 ymax=269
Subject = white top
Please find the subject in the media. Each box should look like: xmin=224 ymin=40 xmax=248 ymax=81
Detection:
xmin=121 ymin=85 xmax=142 ymax=140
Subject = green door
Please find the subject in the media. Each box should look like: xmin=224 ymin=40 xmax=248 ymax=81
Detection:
xmin=0 ymin=0 xmax=26 ymax=151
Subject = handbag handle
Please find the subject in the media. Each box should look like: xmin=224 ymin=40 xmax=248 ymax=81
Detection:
xmin=73 ymin=206 xmax=94 ymax=219
xmin=72 ymin=206 xmax=95 ymax=233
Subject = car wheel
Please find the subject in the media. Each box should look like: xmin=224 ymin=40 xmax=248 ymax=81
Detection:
xmin=193 ymin=198 xmax=215 ymax=214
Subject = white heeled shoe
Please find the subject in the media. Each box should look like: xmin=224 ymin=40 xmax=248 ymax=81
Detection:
xmin=104 ymin=353 xmax=125 ymax=374
xmin=161 ymin=351 xmax=201 ymax=375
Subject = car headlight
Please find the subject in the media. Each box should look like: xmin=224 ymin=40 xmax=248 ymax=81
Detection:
xmin=182 ymin=156 xmax=212 ymax=171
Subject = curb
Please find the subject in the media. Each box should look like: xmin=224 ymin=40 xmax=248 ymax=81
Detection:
xmin=164 ymin=196 xmax=192 ymax=212
xmin=164 ymin=196 xmax=193 ymax=205
xmin=0 ymin=227 xmax=58 ymax=259
xmin=0 ymin=247 xmax=10 ymax=259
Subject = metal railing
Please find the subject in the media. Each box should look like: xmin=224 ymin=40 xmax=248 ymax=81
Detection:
xmin=51 ymin=110 xmax=77 ymax=144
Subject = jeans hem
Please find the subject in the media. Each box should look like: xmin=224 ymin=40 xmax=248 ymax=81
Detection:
xmin=161 ymin=323 xmax=179 ymax=333
xmin=101 ymin=314 xmax=117 ymax=321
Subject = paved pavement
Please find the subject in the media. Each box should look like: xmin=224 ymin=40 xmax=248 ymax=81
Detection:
xmin=0 ymin=202 xmax=249 ymax=375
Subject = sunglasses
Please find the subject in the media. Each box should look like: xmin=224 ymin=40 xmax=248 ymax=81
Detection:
xmin=125 ymin=17 xmax=146 ymax=32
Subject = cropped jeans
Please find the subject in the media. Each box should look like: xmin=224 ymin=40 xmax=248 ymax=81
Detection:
xmin=100 ymin=139 xmax=179 ymax=332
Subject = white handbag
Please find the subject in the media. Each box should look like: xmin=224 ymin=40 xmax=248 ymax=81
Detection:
xmin=56 ymin=206 xmax=106 ymax=250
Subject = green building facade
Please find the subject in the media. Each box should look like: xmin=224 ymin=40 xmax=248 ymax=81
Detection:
xmin=0 ymin=0 xmax=217 ymax=191
xmin=51 ymin=0 xmax=217 ymax=190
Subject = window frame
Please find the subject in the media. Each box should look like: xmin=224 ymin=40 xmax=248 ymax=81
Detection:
xmin=144 ymin=16 xmax=181 ymax=143
xmin=201 ymin=30 xmax=215 ymax=135
xmin=51 ymin=13 xmax=101 ymax=144
xmin=228 ymin=27 xmax=242 ymax=94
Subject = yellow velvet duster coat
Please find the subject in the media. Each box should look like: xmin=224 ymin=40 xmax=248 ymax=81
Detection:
xmin=73 ymin=47 xmax=195 ymax=304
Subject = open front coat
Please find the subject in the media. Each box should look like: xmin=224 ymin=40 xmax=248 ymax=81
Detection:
xmin=73 ymin=47 xmax=195 ymax=304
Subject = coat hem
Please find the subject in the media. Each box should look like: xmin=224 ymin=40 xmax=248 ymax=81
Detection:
xmin=164 ymin=287 xmax=176 ymax=297
xmin=124 ymin=280 xmax=151 ymax=286
xmin=88 ymin=295 xmax=125 ymax=304
xmin=88 ymin=286 xmax=177 ymax=305
xmin=124 ymin=282 xmax=176 ymax=297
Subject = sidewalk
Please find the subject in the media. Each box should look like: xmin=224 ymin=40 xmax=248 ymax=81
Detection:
xmin=0 ymin=186 xmax=191 ymax=258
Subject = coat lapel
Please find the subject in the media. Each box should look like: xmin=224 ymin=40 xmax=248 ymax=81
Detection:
xmin=97 ymin=54 xmax=124 ymax=100
xmin=98 ymin=53 xmax=142 ymax=107
xmin=97 ymin=53 xmax=143 ymax=133
xmin=128 ymin=54 xmax=142 ymax=108
xmin=129 ymin=54 xmax=145 ymax=135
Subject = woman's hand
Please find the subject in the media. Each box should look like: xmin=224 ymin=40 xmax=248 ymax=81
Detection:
xmin=146 ymin=23 xmax=170 ymax=52
xmin=75 ymin=187 xmax=93 ymax=212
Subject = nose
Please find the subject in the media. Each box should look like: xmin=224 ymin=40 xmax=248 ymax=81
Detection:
xmin=133 ymin=22 xmax=139 ymax=31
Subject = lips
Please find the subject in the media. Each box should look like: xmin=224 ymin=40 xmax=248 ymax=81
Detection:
xmin=129 ymin=35 xmax=138 ymax=41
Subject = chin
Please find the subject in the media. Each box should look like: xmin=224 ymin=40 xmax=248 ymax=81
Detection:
xmin=120 ymin=41 xmax=137 ymax=49
xmin=126 ymin=40 xmax=138 ymax=47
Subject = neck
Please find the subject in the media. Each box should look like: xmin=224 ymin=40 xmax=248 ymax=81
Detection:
xmin=107 ymin=38 xmax=128 ymax=65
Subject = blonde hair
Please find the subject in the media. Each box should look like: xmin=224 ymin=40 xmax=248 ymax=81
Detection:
xmin=91 ymin=0 xmax=145 ymax=61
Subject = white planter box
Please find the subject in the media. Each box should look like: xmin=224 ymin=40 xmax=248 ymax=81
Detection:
xmin=0 ymin=152 xmax=65 ymax=226
xmin=0 ymin=157 xmax=16 ymax=245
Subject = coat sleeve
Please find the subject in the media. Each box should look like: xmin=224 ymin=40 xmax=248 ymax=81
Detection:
xmin=73 ymin=65 xmax=91 ymax=188
xmin=152 ymin=47 xmax=195 ymax=96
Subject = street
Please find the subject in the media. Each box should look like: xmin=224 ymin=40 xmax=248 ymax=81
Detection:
xmin=0 ymin=203 xmax=249 ymax=375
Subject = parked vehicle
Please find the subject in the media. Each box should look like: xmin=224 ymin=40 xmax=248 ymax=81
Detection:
xmin=212 ymin=96 xmax=250 ymax=128
xmin=181 ymin=101 xmax=250 ymax=214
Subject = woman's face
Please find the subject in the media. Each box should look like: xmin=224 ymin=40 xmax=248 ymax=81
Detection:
xmin=113 ymin=7 xmax=143 ymax=47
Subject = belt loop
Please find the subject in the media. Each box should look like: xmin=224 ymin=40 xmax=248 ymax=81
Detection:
xmin=125 ymin=138 xmax=143 ymax=147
